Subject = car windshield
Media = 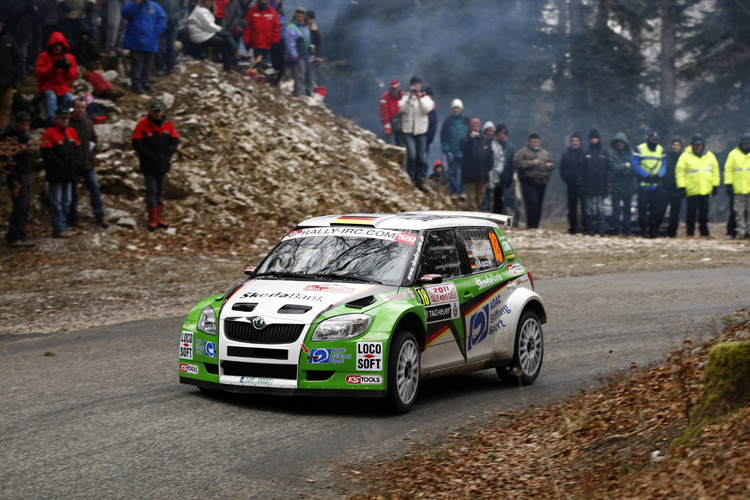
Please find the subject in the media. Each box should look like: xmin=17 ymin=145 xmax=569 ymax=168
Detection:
xmin=255 ymin=228 xmax=419 ymax=286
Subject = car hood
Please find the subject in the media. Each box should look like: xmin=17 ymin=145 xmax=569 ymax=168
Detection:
xmin=221 ymin=279 xmax=396 ymax=324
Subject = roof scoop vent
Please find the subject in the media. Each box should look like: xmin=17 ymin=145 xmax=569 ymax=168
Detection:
xmin=278 ymin=304 xmax=313 ymax=314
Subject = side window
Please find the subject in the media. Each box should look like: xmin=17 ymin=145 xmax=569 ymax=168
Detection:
xmin=459 ymin=228 xmax=504 ymax=273
xmin=418 ymin=230 xmax=462 ymax=280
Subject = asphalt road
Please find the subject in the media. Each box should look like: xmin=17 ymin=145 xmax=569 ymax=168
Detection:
xmin=1 ymin=267 xmax=748 ymax=500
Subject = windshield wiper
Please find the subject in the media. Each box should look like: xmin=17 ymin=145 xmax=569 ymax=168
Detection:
xmin=252 ymin=272 xmax=316 ymax=280
xmin=314 ymin=273 xmax=383 ymax=285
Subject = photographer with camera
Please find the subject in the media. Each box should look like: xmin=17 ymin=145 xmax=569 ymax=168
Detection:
xmin=398 ymin=76 xmax=433 ymax=192
xmin=35 ymin=32 xmax=77 ymax=126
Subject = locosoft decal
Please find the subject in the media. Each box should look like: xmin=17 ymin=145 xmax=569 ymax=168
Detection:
xmin=179 ymin=331 xmax=193 ymax=360
xmin=356 ymin=342 xmax=383 ymax=371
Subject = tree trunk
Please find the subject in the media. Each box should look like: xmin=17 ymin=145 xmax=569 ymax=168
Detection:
xmin=660 ymin=0 xmax=677 ymax=125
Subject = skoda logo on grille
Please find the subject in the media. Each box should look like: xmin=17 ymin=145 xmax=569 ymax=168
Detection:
xmin=250 ymin=316 xmax=267 ymax=330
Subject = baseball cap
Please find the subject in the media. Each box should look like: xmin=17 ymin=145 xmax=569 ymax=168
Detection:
xmin=389 ymin=79 xmax=400 ymax=89
xmin=150 ymin=100 xmax=165 ymax=110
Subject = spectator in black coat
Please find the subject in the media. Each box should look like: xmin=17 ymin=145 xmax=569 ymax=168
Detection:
xmin=558 ymin=133 xmax=586 ymax=234
xmin=460 ymin=118 xmax=493 ymax=212
xmin=581 ymin=128 xmax=613 ymax=236
xmin=2 ymin=112 xmax=34 ymax=247
xmin=0 ymin=20 xmax=23 ymax=131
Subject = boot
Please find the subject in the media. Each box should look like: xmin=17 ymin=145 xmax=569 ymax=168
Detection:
xmin=155 ymin=204 xmax=169 ymax=229
xmin=649 ymin=225 xmax=658 ymax=239
xmin=147 ymin=207 xmax=158 ymax=232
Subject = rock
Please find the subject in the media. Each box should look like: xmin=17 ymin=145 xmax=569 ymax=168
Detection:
xmin=95 ymin=119 xmax=139 ymax=147
xmin=115 ymin=217 xmax=138 ymax=230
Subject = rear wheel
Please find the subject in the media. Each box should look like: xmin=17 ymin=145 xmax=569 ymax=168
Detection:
xmin=497 ymin=310 xmax=543 ymax=385
xmin=387 ymin=330 xmax=420 ymax=413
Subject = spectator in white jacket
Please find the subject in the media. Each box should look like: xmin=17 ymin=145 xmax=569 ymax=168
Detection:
xmin=398 ymin=76 xmax=434 ymax=191
xmin=187 ymin=0 xmax=237 ymax=71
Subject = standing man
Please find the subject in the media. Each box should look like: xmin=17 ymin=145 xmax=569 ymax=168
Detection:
xmin=675 ymin=135 xmax=720 ymax=238
xmin=378 ymin=80 xmax=404 ymax=146
xmin=558 ymin=132 xmax=585 ymax=234
xmin=154 ymin=0 xmax=185 ymax=77
xmin=243 ymin=0 xmax=280 ymax=64
xmin=724 ymin=132 xmax=750 ymax=239
xmin=0 ymin=19 xmax=23 ymax=131
xmin=284 ymin=7 xmax=312 ymax=97
xmin=489 ymin=123 xmax=515 ymax=214
xmin=581 ymin=129 xmax=612 ymax=236
xmin=440 ymin=98 xmax=470 ymax=198
xmin=2 ymin=112 xmax=34 ymax=247
xmin=68 ymin=97 xmax=108 ymax=229
xmin=398 ymin=76 xmax=433 ymax=192
xmin=658 ymin=139 xmax=684 ymax=237
xmin=35 ymin=31 xmax=77 ymax=125
xmin=459 ymin=119 xmax=493 ymax=211
xmin=631 ymin=131 xmax=666 ymax=238
xmin=513 ymin=133 xmax=555 ymax=229
xmin=121 ymin=0 xmax=167 ymax=94
xmin=132 ymin=100 xmax=179 ymax=231
xmin=40 ymin=107 xmax=81 ymax=239
xmin=609 ymin=132 xmax=636 ymax=236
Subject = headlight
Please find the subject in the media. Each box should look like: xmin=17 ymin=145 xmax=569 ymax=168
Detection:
xmin=197 ymin=305 xmax=217 ymax=335
xmin=311 ymin=314 xmax=372 ymax=341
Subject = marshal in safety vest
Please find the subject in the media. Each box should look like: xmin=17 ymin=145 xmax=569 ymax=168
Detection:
xmin=724 ymin=147 xmax=750 ymax=195
xmin=631 ymin=143 xmax=666 ymax=189
xmin=675 ymin=149 xmax=720 ymax=196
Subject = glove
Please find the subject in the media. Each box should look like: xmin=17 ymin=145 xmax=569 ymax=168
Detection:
xmin=446 ymin=152 xmax=454 ymax=162
xmin=679 ymin=187 xmax=686 ymax=199
xmin=384 ymin=123 xmax=392 ymax=136
xmin=712 ymin=186 xmax=718 ymax=197
xmin=726 ymin=185 xmax=734 ymax=196
xmin=54 ymin=57 xmax=71 ymax=70
xmin=647 ymin=173 xmax=659 ymax=182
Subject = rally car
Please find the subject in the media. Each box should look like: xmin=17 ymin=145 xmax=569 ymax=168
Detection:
xmin=179 ymin=211 xmax=546 ymax=413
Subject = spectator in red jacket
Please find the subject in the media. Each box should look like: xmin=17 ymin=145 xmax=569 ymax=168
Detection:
xmin=243 ymin=0 xmax=280 ymax=63
xmin=35 ymin=32 xmax=77 ymax=126
xmin=378 ymin=79 xmax=405 ymax=147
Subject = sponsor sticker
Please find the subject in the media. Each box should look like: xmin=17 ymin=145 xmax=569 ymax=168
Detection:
xmin=283 ymin=227 xmax=417 ymax=245
xmin=466 ymin=291 xmax=508 ymax=352
xmin=179 ymin=331 xmax=193 ymax=360
xmin=406 ymin=234 xmax=425 ymax=281
xmin=179 ymin=363 xmax=199 ymax=375
xmin=346 ymin=374 xmax=383 ymax=385
xmin=356 ymin=342 xmax=383 ymax=371
xmin=475 ymin=272 xmax=503 ymax=290
xmin=424 ymin=283 xmax=458 ymax=304
xmin=309 ymin=348 xmax=332 ymax=364
xmin=414 ymin=287 xmax=430 ymax=306
xmin=488 ymin=232 xmax=504 ymax=262
xmin=501 ymin=240 xmax=512 ymax=251
xmin=241 ymin=291 xmax=323 ymax=302
xmin=304 ymin=284 xmax=356 ymax=294
xmin=507 ymin=263 xmax=524 ymax=275
xmin=425 ymin=303 xmax=458 ymax=323
xmin=204 ymin=341 xmax=216 ymax=358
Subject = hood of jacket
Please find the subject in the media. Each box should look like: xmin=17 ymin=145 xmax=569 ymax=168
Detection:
xmin=46 ymin=31 xmax=70 ymax=53
xmin=609 ymin=132 xmax=630 ymax=150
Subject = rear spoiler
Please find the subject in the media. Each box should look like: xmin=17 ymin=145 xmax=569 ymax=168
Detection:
xmin=404 ymin=211 xmax=513 ymax=230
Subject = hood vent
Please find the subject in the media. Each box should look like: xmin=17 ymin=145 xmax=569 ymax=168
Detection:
xmin=278 ymin=304 xmax=313 ymax=314
xmin=346 ymin=295 xmax=376 ymax=309
xmin=232 ymin=302 xmax=257 ymax=312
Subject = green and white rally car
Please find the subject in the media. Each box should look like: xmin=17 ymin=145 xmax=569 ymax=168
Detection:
xmin=179 ymin=211 xmax=546 ymax=412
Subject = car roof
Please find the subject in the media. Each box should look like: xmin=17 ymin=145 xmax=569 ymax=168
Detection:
xmin=296 ymin=211 xmax=513 ymax=231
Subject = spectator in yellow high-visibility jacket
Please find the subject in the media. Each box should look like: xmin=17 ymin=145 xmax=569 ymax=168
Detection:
xmin=724 ymin=132 xmax=750 ymax=239
xmin=675 ymin=135 xmax=720 ymax=238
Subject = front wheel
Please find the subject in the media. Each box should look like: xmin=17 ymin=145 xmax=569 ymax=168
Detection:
xmin=497 ymin=310 xmax=543 ymax=385
xmin=386 ymin=330 xmax=421 ymax=413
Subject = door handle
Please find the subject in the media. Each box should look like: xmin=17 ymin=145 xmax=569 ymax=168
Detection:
xmin=463 ymin=291 xmax=473 ymax=299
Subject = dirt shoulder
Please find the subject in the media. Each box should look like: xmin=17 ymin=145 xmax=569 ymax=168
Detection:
xmin=1 ymin=222 xmax=747 ymax=336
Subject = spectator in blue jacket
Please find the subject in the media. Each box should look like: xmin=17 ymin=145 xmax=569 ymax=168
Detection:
xmin=283 ymin=6 xmax=312 ymax=97
xmin=121 ymin=0 xmax=167 ymax=94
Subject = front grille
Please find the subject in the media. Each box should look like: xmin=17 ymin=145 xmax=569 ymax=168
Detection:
xmin=204 ymin=363 xmax=218 ymax=375
xmin=222 ymin=361 xmax=297 ymax=380
xmin=224 ymin=320 xmax=304 ymax=344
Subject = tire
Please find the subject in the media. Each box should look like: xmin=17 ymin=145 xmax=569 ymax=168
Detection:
xmin=386 ymin=330 xmax=421 ymax=414
xmin=497 ymin=310 xmax=543 ymax=385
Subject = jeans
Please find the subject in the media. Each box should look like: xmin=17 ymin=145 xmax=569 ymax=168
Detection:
xmin=106 ymin=0 xmax=126 ymax=52
xmin=734 ymin=193 xmax=750 ymax=237
xmin=130 ymin=50 xmax=156 ymax=89
xmin=205 ymin=30 xmax=237 ymax=70
xmin=290 ymin=58 xmax=313 ymax=96
xmin=686 ymin=194 xmax=710 ymax=236
xmin=48 ymin=182 xmax=72 ymax=234
xmin=566 ymin=185 xmax=586 ymax=233
xmin=611 ymin=194 xmax=633 ymax=235
xmin=519 ymin=178 xmax=547 ymax=229
xmin=144 ymin=171 xmax=166 ymax=208
xmin=157 ymin=20 xmax=180 ymax=73
xmin=446 ymin=156 xmax=463 ymax=195
xmin=42 ymin=90 xmax=74 ymax=124
xmin=70 ymin=169 xmax=106 ymax=222
xmin=5 ymin=174 xmax=30 ymax=243
xmin=403 ymin=133 xmax=427 ymax=187
xmin=584 ymin=195 xmax=605 ymax=235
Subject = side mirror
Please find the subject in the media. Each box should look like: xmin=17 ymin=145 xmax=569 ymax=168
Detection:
xmin=244 ymin=265 xmax=257 ymax=276
xmin=418 ymin=273 xmax=442 ymax=284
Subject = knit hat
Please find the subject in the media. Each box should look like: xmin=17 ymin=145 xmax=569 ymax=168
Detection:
xmin=294 ymin=7 xmax=306 ymax=15
xmin=469 ymin=118 xmax=481 ymax=127
xmin=306 ymin=10 xmax=315 ymax=19
xmin=409 ymin=76 xmax=421 ymax=85
xmin=570 ymin=132 xmax=581 ymax=141
xmin=671 ymin=138 xmax=683 ymax=145
xmin=741 ymin=132 xmax=750 ymax=143
xmin=451 ymin=99 xmax=463 ymax=110
xmin=690 ymin=134 xmax=705 ymax=146
xmin=482 ymin=121 xmax=495 ymax=133
xmin=433 ymin=160 xmax=444 ymax=169
xmin=589 ymin=128 xmax=600 ymax=139
xmin=495 ymin=123 xmax=507 ymax=134
xmin=389 ymin=79 xmax=400 ymax=89
xmin=15 ymin=111 xmax=32 ymax=123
